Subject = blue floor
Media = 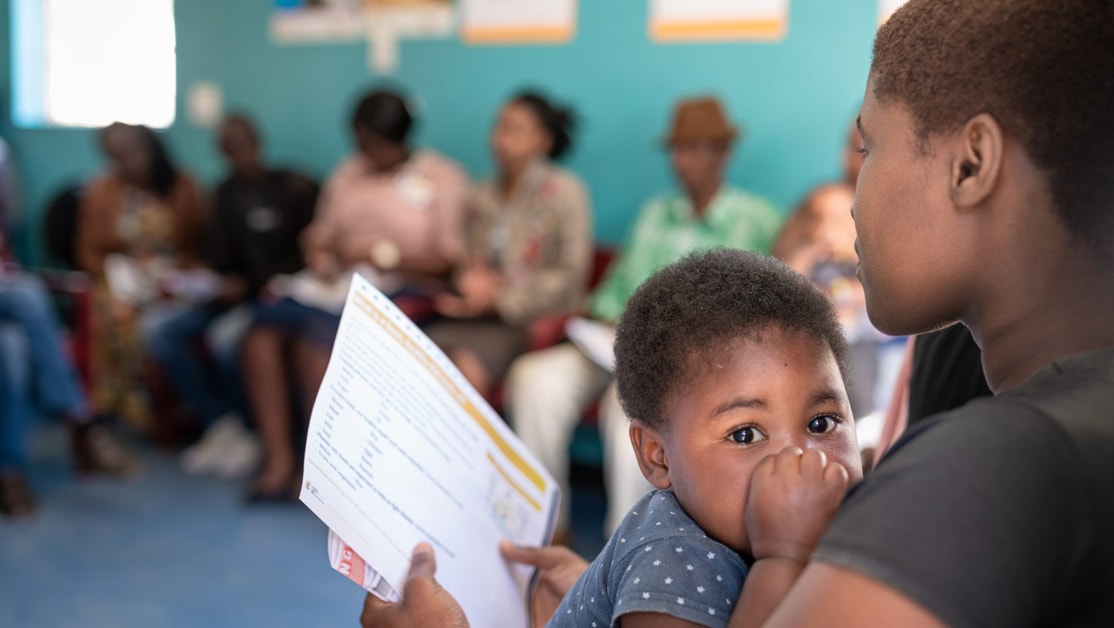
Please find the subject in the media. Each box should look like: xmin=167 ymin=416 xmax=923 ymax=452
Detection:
xmin=0 ymin=426 xmax=608 ymax=627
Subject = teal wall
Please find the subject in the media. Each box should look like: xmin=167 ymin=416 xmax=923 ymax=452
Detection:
xmin=2 ymin=0 xmax=876 ymax=264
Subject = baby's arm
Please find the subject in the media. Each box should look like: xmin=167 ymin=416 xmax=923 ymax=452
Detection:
xmin=728 ymin=447 xmax=850 ymax=628
xmin=619 ymin=612 xmax=708 ymax=627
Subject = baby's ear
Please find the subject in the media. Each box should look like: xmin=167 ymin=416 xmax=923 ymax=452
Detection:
xmin=629 ymin=420 xmax=671 ymax=490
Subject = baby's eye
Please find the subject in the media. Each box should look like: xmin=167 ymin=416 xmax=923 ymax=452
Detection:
xmin=807 ymin=415 xmax=839 ymax=434
xmin=729 ymin=426 xmax=765 ymax=445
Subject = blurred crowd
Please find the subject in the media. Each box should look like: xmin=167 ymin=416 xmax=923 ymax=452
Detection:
xmin=0 ymin=87 xmax=893 ymax=527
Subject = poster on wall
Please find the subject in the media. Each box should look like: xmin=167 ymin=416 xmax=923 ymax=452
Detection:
xmin=460 ymin=0 xmax=577 ymax=45
xmin=270 ymin=0 xmax=453 ymax=44
xmin=649 ymin=0 xmax=789 ymax=43
xmin=270 ymin=0 xmax=454 ymax=73
xmin=366 ymin=0 xmax=454 ymax=38
xmin=270 ymin=0 xmax=365 ymax=42
xmin=879 ymin=0 xmax=908 ymax=24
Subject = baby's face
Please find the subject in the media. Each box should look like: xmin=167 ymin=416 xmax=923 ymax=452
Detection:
xmin=658 ymin=326 xmax=862 ymax=557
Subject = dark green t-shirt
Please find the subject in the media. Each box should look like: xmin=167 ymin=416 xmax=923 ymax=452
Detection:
xmin=816 ymin=347 xmax=1114 ymax=627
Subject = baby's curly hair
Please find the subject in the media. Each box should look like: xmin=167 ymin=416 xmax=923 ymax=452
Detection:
xmin=872 ymin=0 xmax=1114 ymax=249
xmin=614 ymin=249 xmax=850 ymax=429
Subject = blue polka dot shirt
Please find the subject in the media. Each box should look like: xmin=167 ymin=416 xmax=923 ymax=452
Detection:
xmin=548 ymin=490 xmax=748 ymax=627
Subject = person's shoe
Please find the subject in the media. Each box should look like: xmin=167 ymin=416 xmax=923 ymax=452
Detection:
xmin=244 ymin=485 xmax=298 ymax=504
xmin=245 ymin=465 xmax=299 ymax=504
xmin=0 ymin=470 xmax=38 ymax=519
xmin=70 ymin=421 xmax=139 ymax=476
xmin=180 ymin=414 xmax=241 ymax=475
xmin=211 ymin=423 xmax=262 ymax=480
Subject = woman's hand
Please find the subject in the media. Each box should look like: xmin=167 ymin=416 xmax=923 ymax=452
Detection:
xmin=110 ymin=297 xmax=138 ymax=325
xmin=300 ymin=225 xmax=340 ymax=279
xmin=500 ymin=540 xmax=589 ymax=627
xmin=360 ymin=543 xmax=469 ymax=628
xmin=435 ymin=264 xmax=501 ymax=318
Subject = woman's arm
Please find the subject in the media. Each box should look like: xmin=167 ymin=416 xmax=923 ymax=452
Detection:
xmin=170 ymin=175 xmax=209 ymax=269
xmin=75 ymin=179 xmax=115 ymax=276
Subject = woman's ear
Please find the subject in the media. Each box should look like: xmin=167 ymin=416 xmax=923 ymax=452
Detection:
xmin=950 ymin=113 xmax=1004 ymax=210
xmin=629 ymin=419 xmax=671 ymax=490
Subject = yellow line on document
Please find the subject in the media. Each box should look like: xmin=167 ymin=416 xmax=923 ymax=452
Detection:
xmin=352 ymin=292 xmax=549 ymax=493
xmin=463 ymin=403 xmax=547 ymax=492
xmin=487 ymin=452 xmax=542 ymax=512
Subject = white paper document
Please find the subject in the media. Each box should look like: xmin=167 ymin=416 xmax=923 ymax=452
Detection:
xmin=564 ymin=316 xmax=617 ymax=373
xmin=300 ymin=273 xmax=559 ymax=628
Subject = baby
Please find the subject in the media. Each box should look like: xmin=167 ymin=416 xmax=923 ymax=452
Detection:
xmin=549 ymin=249 xmax=863 ymax=627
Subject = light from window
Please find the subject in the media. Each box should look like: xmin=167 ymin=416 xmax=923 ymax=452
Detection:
xmin=12 ymin=0 xmax=176 ymax=129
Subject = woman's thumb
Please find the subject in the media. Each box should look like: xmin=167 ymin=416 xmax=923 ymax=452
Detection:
xmin=408 ymin=542 xmax=438 ymax=580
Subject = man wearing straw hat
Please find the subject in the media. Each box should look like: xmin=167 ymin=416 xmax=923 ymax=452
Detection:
xmin=506 ymin=95 xmax=782 ymax=543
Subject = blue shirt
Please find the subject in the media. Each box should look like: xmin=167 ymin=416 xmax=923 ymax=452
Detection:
xmin=549 ymin=490 xmax=748 ymax=628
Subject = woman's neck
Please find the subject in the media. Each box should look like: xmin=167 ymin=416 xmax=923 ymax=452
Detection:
xmin=970 ymin=254 xmax=1114 ymax=393
xmin=499 ymin=158 xmax=537 ymax=201
xmin=373 ymin=148 xmax=411 ymax=175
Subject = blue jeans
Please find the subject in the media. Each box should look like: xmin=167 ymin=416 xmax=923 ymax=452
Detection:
xmin=145 ymin=301 xmax=252 ymax=426
xmin=0 ymin=273 xmax=90 ymax=470
xmin=0 ymin=324 xmax=30 ymax=470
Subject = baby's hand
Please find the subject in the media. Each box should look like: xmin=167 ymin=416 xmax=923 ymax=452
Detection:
xmin=745 ymin=447 xmax=850 ymax=564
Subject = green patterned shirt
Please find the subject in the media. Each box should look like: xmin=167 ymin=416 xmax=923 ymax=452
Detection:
xmin=588 ymin=186 xmax=781 ymax=322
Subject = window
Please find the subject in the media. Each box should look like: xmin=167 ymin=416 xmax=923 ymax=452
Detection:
xmin=12 ymin=0 xmax=177 ymax=129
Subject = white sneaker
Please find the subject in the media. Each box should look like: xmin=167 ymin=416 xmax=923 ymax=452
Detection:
xmin=180 ymin=415 xmax=241 ymax=475
xmin=211 ymin=425 xmax=262 ymax=480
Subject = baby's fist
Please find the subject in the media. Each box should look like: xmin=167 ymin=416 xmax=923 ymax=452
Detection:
xmin=745 ymin=447 xmax=850 ymax=564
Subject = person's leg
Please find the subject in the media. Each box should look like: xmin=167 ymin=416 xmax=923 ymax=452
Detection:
xmin=448 ymin=349 xmax=492 ymax=398
xmin=147 ymin=302 xmax=259 ymax=475
xmin=426 ymin=320 xmax=528 ymax=400
xmin=0 ymin=275 xmax=134 ymax=475
xmin=292 ymin=338 xmax=331 ymax=421
xmin=190 ymin=303 xmax=261 ymax=479
xmin=0 ymin=325 xmax=31 ymax=471
xmin=505 ymin=343 xmax=613 ymax=532
xmin=241 ymin=325 xmax=297 ymax=497
xmin=0 ymin=324 xmax=36 ymax=517
xmin=599 ymin=382 xmax=654 ymax=535
xmin=0 ymin=274 xmax=89 ymax=419
xmin=205 ymin=303 xmax=256 ymax=423
xmin=284 ymin=337 xmax=333 ymax=489
xmin=143 ymin=302 xmax=228 ymax=426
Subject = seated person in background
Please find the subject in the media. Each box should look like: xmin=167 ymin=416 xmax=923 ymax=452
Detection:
xmin=772 ymin=122 xmax=861 ymax=276
xmin=0 ymin=190 xmax=134 ymax=519
xmin=506 ymin=96 xmax=782 ymax=541
xmin=425 ymin=91 xmax=593 ymax=397
xmin=242 ymin=88 xmax=467 ymax=501
xmin=0 ymin=277 xmax=137 ymax=518
xmin=361 ymin=249 xmax=862 ymax=627
xmin=76 ymin=123 xmax=208 ymax=432
xmin=146 ymin=114 xmax=318 ymax=478
xmin=772 ymin=122 xmax=885 ymax=418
